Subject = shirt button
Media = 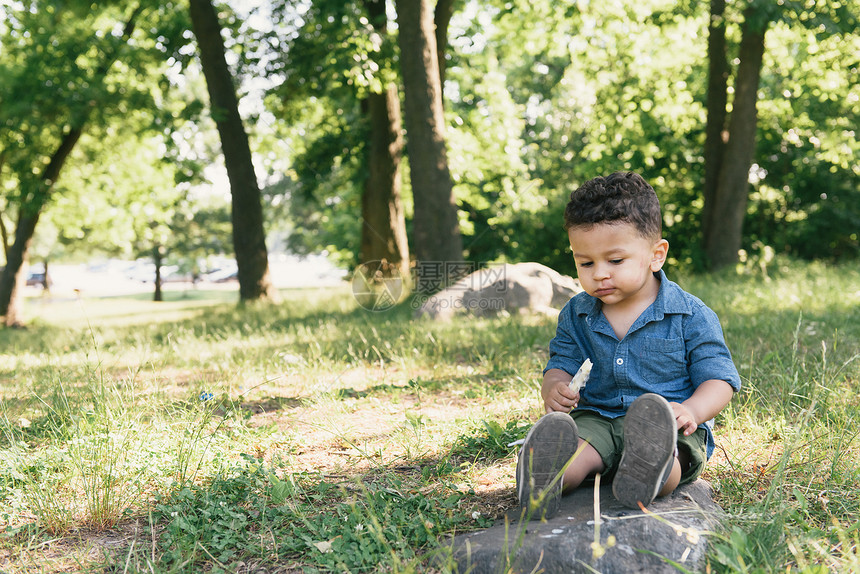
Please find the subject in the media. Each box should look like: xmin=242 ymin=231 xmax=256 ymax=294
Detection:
xmin=616 ymin=358 xmax=624 ymax=365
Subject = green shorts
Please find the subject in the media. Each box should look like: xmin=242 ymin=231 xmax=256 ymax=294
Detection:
xmin=571 ymin=409 xmax=707 ymax=485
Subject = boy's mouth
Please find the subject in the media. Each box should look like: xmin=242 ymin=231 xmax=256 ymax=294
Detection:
xmin=593 ymin=287 xmax=615 ymax=297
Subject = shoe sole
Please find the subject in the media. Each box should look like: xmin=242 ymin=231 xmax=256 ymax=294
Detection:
xmin=516 ymin=412 xmax=578 ymax=519
xmin=612 ymin=393 xmax=677 ymax=509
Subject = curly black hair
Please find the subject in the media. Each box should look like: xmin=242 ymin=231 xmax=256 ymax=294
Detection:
xmin=563 ymin=171 xmax=662 ymax=240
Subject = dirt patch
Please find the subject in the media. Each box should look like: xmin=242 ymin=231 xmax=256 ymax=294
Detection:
xmin=0 ymin=519 xmax=153 ymax=573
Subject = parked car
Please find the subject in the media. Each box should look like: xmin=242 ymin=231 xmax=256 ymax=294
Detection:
xmin=202 ymin=265 xmax=238 ymax=283
xmin=26 ymin=271 xmax=49 ymax=287
xmin=22 ymin=263 xmax=51 ymax=288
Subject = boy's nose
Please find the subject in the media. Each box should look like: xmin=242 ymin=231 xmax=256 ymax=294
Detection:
xmin=593 ymin=264 xmax=610 ymax=280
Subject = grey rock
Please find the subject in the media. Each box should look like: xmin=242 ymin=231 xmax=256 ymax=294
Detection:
xmin=449 ymin=480 xmax=722 ymax=574
xmin=415 ymin=262 xmax=582 ymax=320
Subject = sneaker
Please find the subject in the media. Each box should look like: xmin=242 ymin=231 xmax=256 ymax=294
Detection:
xmin=612 ymin=393 xmax=677 ymax=509
xmin=516 ymin=412 xmax=578 ymax=519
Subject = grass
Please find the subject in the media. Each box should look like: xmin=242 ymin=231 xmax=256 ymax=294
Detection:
xmin=0 ymin=259 xmax=858 ymax=572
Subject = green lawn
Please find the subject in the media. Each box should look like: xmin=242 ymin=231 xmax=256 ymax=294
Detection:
xmin=1 ymin=260 xmax=859 ymax=573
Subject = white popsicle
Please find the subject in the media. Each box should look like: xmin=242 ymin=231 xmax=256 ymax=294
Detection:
xmin=569 ymin=358 xmax=593 ymax=391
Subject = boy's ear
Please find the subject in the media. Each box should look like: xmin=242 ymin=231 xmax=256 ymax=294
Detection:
xmin=650 ymin=239 xmax=669 ymax=272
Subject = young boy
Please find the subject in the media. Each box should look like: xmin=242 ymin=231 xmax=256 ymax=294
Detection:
xmin=517 ymin=171 xmax=740 ymax=518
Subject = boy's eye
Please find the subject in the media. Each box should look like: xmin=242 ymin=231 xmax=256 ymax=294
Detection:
xmin=578 ymin=261 xmax=593 ymax=268
xmin=610 ymin=259 xmax=624 ymax=264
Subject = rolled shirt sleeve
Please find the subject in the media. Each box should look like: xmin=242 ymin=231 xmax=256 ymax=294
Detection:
xmin=545 ymin=298 xmax=586 ymax=377
xmin=684 ymin=303 xmax=742 ymax=392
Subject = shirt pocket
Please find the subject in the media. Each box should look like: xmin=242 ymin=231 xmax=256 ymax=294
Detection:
xmin=641 ymin=337 xmax=688 ymax=388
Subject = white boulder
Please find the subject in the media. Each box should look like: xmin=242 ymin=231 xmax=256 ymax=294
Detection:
xmin=415 ymin=262 xmax=581 ymax=320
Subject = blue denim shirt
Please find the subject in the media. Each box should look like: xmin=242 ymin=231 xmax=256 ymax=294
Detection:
xmin=544 ymin=270 xmax=741 ymax=459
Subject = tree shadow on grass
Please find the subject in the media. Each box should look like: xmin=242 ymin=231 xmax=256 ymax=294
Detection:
xmin=331 ymin=372 xmax=525 ymax=400
xmin=238 ymin=395 xmax=304 ymax=414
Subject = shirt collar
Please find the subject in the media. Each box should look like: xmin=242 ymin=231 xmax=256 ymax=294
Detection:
xmin=574 ymin=269 xmax=692 ymax=322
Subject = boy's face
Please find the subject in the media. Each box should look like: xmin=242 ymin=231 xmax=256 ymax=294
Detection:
xmin=568 ymin=222 xmax=668 ymax=309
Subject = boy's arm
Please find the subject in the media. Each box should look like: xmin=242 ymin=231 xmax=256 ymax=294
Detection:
xmin=671 ymin=379 xmax=735 ymax=436
xmin=541 ymin=368 xmax=580 ymax=414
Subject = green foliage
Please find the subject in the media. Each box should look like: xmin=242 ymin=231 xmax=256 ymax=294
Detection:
xmin=259 ymin=0 xmax=859 ymax=270
xmin=149 ymin=457 xmax=479 ymax=572
xmin=0 ymin=0 xmax=218 ymax=271
xmin=445 ymin=44 xmax=536 ymax=262
xmin=453 ymin=419 xmax=531 ymax=460
xmin=28 ymin=121 xmax=232 ymax=272
xmin=269 ymin=0 xmax=398 ymax=104
xmin=267 ymin=99 xmax=367 ymax=266
xmin=262 ymin=0 xmax=400 ymax=267
xmin=747 ymin=26 xmax=860 ymax=260
xmin=0 ymin=1 xmax=170 ymax=190
xmin=449 ymin=0 xmax=713 ymax=269
xmin=2 ymin=0 xmax=858 ymax=287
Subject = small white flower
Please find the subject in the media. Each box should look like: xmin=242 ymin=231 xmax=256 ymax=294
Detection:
xmin=472 ymin=511 xmax=481 ymax=520
xmin=355 ymin=524 xmax=365 ymax=532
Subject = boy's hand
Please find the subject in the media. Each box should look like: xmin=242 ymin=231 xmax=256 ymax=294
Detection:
xmin=672 ymin=379 xmax=735 ymax=436
xmin=669 ymin=402 xmax=698 ymax=436
xmin=542 ymin=368 xmax=580 ymax=413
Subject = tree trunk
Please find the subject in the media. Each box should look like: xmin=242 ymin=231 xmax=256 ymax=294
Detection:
xmin=434 ymin=0 xmax=458 ymax=100
xmin=704 ymin=7 xmax=768 ymax=270
xmin=0 ymin=210 xmax=8 ymax=261
xmin=360 ymin=0 xmax=409 ymax=278
xmin=188 ymin=0 xmax=276 ymax=301
xmin=0 ymin=152 xmax=8 ymax=259
xmin=153 ymin=245 xmax=164 ymax=302
xmin=360 ymin=85 xmax=410 ymax=277
xmin=0 ymin=127 xmax=82 ymax=326
xmin=0 ymin=214 xmax=36 ymax=327
xmin=701 ymin=0 xmax=729 ymax=252
xmin=42 ymin=258 xmax=50 ymax=291
xmin=394 ymin=0 xmax=462 ymax=289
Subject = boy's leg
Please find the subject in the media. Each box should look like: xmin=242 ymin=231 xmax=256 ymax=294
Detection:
xmin=658 ymin=457 xmax=682 ymax=497
xmin=658 ymin=428 xmax=708 ymax=495
xmin=516 ymin=412 xmax=579 ymax=519
xmin=562 ymin=439 xmax=605 ymax=492
xmin=612 ymin=393 xmax=677 ymax=509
